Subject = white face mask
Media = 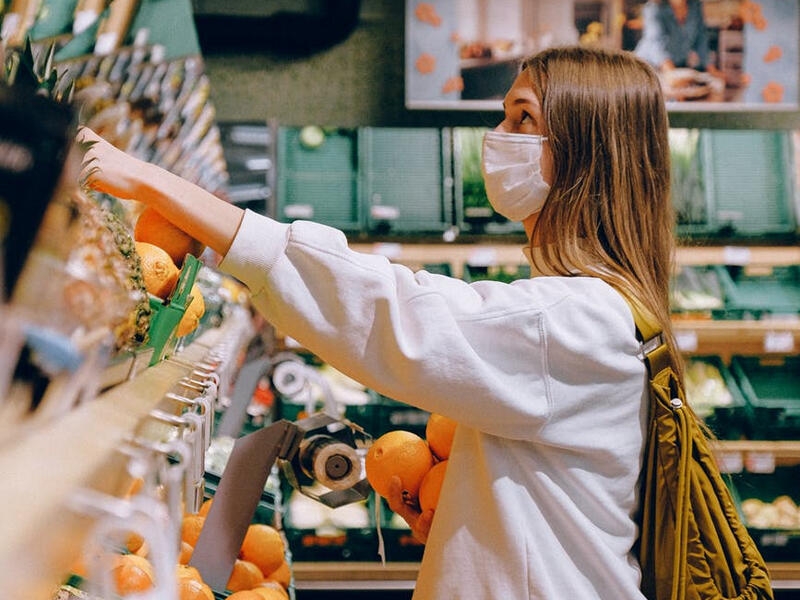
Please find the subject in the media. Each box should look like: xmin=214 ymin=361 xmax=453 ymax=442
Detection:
xmin=481 ymin=130 xmax=551 ymax=221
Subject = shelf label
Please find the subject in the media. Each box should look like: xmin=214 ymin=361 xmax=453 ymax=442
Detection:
xmin=722 ymin=246 xmax=751 ymax=265
xmin=468 ymin=248 xmax=498 ymax=267
xmin=763 ymin=331 xmax=795 ymax=353
xmin=714 ymin=452 xmax=744 ymax=473
xmin=370 ymin=205 xmax=400 ymax=220
xmin=371 ymin=243 xmax=402 ymax=259
xmin=745 ymin=451 xmax=776 ymax=473
xmin=715 ymin=451 xmax=744 ymax=473
xmin=284 ymin=204 xmax=314 ymax=219
xmin=675 ymin=329 xmax=698 ymax=352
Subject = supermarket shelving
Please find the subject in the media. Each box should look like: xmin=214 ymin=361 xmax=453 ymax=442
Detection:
xmin=0 ymin=309 xmax=253 ymax=599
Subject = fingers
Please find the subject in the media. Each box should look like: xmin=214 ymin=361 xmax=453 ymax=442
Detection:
xmin=414 ymin=509 xmax=435 ymax=544
xmin=76 ymin=126 xmax=102 ymax=146
xmin=385 ymin=476 xmax=432 ymax=544
xmin=386 ymin=476 xmax=418 ymax=519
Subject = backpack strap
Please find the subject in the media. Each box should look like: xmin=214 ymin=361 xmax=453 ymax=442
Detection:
xmin=625 ymin=294 xmax=673 ymax=377
xmin=624 ymin=294 xmax=693 ymax=600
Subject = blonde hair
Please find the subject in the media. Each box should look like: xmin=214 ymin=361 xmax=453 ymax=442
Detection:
xmin=523 ymin=45 xmax=682 ymax=376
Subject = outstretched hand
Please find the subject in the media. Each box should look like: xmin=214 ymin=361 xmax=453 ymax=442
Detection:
xmin=77 ymin=126 xmax=147 ymax=201
xmin=385 ymin=476 xmax=434 ymax=544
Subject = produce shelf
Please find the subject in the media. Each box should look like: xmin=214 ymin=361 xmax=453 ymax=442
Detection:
xmin=291 ymin=560 xmax=800 ymax=591
xmin=0 ymin=312 xmax=251 ymax=599
xmin=673 ymin=319 xmax=800 ymax=359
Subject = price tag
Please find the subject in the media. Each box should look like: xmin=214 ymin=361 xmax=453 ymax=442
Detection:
xmin=370 ymin=205 xmax=400 ymax=220
xmin=745 ymin=452 xmax=776 ymax=473
xmin=372 ymin=243 xmax=402 ymax=259
xmin=763 ymin=331 xmax=795 ymax=353
xmin=675 ymin=329 xmax=698 ymax=352
xmin=284 ymin=204 xmax=314 ymax=219
xmin=715 ymin=451 xmax=744 ymax=474
xmin=723 ymin=246 xmax=751 ymax=266
xmin=468 ymin=248 xmax=498 ymax=267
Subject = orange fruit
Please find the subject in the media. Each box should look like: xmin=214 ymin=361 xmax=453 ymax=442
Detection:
xmin=239 ymin=524 xmax=285 ymax=580
xmin=125 ymin=531 xmax=145 ymax=554
xmin=134 ymin=206 xmax=205 ymax=267
xmin=425 ymin=413 xmax=457 ymax=460
xmin=176 ymin=284 xmax=205 ymax=337
xmin=253 ymin=582 xmax=290 ymax=599
xmin=177 ymin=576 xmax=215 ymax=600
xmin=134 ymin=539 xmax=149 ymax=558
xmin=111 ymin=553 xmax=154 ymax=595
xmin=176 ymin=564 xmax=203 ymax=582
xmin=263 ymin=559 xmax=291 ymax=589
xmin=419 ymin=459 xmax=448 ymax=512
xmin=181 ymin=514 xmax=205 ymax=547
xmin=365 ymin=430 xmax=434 ymax=500
xmin=225 ymin=592 xmax=263 ymax=600
xmin=178 ymin=540 xmax=194 ymax=564
xmin=226 ymin=559 xmax=264 ymax=592
xmin=135 ymin=241 xmax=179 ymax=299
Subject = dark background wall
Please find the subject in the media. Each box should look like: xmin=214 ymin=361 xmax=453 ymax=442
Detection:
xmin=197 ymin=0 xmax=800 ymax=130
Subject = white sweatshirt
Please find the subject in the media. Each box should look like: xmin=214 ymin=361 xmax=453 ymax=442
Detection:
xmin=219 ymin=210 xmax=650 ymax=600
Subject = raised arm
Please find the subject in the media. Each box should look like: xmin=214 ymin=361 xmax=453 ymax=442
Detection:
xmin=77 ymin=127 xmax=245 ymax=256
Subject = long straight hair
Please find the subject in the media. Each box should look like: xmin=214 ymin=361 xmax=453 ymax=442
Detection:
xmin=524 ymin=46 xmax=683 ymax=377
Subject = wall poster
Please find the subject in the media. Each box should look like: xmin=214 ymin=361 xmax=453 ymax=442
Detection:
xmin=405 ymin=0 xmax=799 ymax=112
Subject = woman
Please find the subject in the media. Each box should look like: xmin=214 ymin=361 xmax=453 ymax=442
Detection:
xmin=79 ymin=45 xmax=679 ymax=599
xmin=634 ymin=0 xmax=716 ymax=73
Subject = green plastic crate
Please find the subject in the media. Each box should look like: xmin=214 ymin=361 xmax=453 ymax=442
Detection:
xmin=715 ymin=264 xmax=800 ymax=319
xmin=729 ymin=466 xmax=800 ymax=562
xmin=359 ymin=127 xmax=454 ymax=234
xmin=683 ymin=355 xmax=751 ymax=440
xmin=670 ymin=265 xmax=726 ymax=318
xmin=281 ymin=481 xmax=376 ymax=562
xmin=276 ymin=127 xmax=362 ymax=232
xmin=729 ymin=355 xmax=800 ymax=440
xmin=675 ymin=129 xmax=797 ymax=240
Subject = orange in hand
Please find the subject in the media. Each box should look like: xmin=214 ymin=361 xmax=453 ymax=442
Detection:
xmin=419 ymin=459 xmax=448 ymax=512
xmin=365 ymin=430 xmax=434 ymax=500
xmin=425 ymin=413 xmax=457 ymax=460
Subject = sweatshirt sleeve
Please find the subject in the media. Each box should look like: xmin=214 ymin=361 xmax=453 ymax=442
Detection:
xmin=218 ymin=210 xmax=553 ymax=439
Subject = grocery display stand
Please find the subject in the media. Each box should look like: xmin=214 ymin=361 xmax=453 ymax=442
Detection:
xmin=0 ymin=306 xmax=254 ymax=599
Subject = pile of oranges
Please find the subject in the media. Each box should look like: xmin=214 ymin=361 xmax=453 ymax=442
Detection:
xmin=180 ymin=502 xmax=291 ymax=599
xmin=76 ymin=508 xmax=290 ymax=599
xmin=133 ymin=206 xmax=206 ymax=338
xmin=68 ymin=481 xmax=290 ymax=600
xmin=365 ymin=412 xmax=457 ymax=515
